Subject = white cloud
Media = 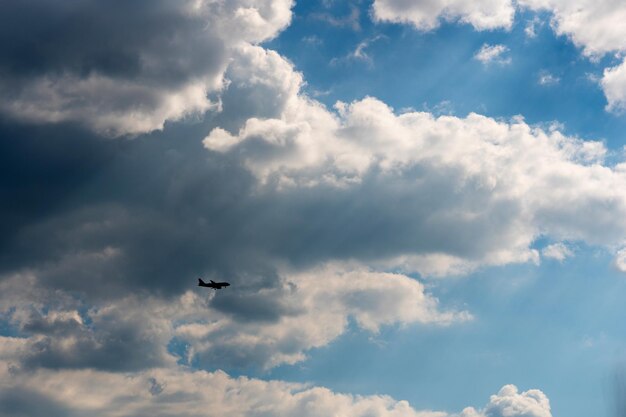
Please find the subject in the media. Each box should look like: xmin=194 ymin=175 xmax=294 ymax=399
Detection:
xmin=602 ymin=60 xmax=626 ymax=112
xmin=518 ymin=0 xmax=626 ymax=57
xmin=0 ymin=363 xmax=550 ymax=417
xmin=474 ymin=44 xmax=511 ymax=65
xmin=485 ymin=384 xmax=552 ymax=417
xmin=372 ymin=0 xmax=515 ymax=31
xmin=614 ymin=248 xmax=626 ymax=272
xmin=205 ymin=48 xmax=626 ymax=276
xmin=538 ymin=71 xmax=560 ymax=86
xmin=541 ymin=243 xmax=573 ymax=261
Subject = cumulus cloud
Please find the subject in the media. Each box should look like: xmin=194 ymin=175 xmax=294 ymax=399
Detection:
xmin=3 ymin=1 xmax=624 ymax=303
xmin=4 ymin=35 xmax=624 ymax=309
xmin=185 ymin=266 xmax=468 ymax=369
xmin=0 ymin=265 xmax=465 ymax=371
xmin=0 ymin=274 xmax=175 ymax=371
xmin=459 ymin=384 xmax=552 ymax=417
xmin=602 ymin=61 xmax=626 ymax=112
xmin=0 ymin=363 xmax=549 ymax=417
xmin=0 ymin=0 xmax=293 ymax=136
xmin=474 ymin=44 xmax=511 ymax=65
xmin=205 ymin=50 xmax=626 ymax=276
xmin=372 ymin=0 xmax=515 ymax=31
xmin=518 ymin=0 xmax=626 ymax=57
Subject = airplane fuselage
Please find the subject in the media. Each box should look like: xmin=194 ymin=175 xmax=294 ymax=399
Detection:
xmin=198 ymin=278 xmax=230 ymax=289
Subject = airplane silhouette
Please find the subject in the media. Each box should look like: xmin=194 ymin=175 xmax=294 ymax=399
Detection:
xmin=198 ymin=278 xmax=230 ymax=290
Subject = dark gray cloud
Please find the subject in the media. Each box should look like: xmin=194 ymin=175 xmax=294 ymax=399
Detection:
xmin=0 ymin=388 xmax=76 ymax=417
xmin=0 ymin=117 xmax=521 ymax=303
xmin=0 ymin=0 xmax=220 ymax=82
xmin=0 ymin=0 xmax=293 ymax=135
xmin=0 ymin=117 xmax=117 ymax=264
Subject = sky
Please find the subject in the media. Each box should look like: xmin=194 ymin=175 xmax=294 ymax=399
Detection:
xmin=2 ymin=1 xmax=626 ymax=416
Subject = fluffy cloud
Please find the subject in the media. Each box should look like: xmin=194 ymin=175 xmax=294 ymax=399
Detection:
xmin=0 ymin=274 xmax=175 ymax=371
xmin=0 ymin=363 xmax=549 ymax=417
xmin=602 ymin=61 xmax=626 ymax=112
xmin=185 ymin=266 xmax=468 ymax=369
xmin=459 ymin=385 xmax=551 ymax=417
xmin=0 ymin=265 xmax=465 ymax=371
xmin=372 ymin=0 xmax=515 ymax=31
xmin=206 ymin=53 xmax=626 ymax=275
xmin=518 ymin=0 xmax=626 ymax=57
xmin=0 ymin=0 xmax=293 ymax=136
xmin=474 ymin=44 xmax=511 ymax=65
xmin=3 ymin=25 xmax=625 ymax=334
xmin=5 ymin=36 xmax=623 ymax=306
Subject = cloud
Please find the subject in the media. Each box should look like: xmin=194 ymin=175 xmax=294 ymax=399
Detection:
xmin=372 ymin=0 xmax=515 ymax=31
xmin=474 ymin=44 xmax=511 ymax=65
xmin=518 ymin=0 xmax=626 ymax=57
xmin=4 ymin=37 xmax=625 ymax=311
xmin=613 ymin=248 xmax=626 ymax=273
xmin=0 ymin=264 xmax=465 ymax=371
xmin=0 ymin=274 xmax=175 ymax=371
xmin=0 ymin=363 xmax=549 ymax=417
xmin=541 ymin=243 xmax=573 ymax=261
xmin=524 ymin=17 xmax=544 ymax=38
xmin=0 ymin=0 xmax=293 ymax=136
xmin=186 ymin=265 xmax=468 ymax=369
xmin=310 ymin=4 xmax=361 ymax=31
xmin=330 ymin=35 xmax=386 ymax=67
xmin=602 ymin=60 xmax=626 ymax=112
xmin=538 ymin=71 xmax=560 ymax=86
xmin=372 ymin=0 xmax=626 ymax=56
xmin=460 ymin=384 xmax=552 ymax=417
xmin=1 ymin=0 xmax=625 ymax=379
xmin=0 ymin=387 xmax=77 ymax=417
xmin=205 ymin=55 xmax=626 ymax=277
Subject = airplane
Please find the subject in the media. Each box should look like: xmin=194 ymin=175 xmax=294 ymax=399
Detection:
xmin=198 ymin=278 xmax=230 ymax=290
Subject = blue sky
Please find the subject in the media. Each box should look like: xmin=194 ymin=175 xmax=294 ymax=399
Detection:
xmin=2 ymin=1 xmax=626 ymax=416
xmin=269 ymin=2 xmax=626 ymax=144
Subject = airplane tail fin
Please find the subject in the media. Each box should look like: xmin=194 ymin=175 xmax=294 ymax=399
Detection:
xmin=198 ymin=278 xmax=207 ymax=285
